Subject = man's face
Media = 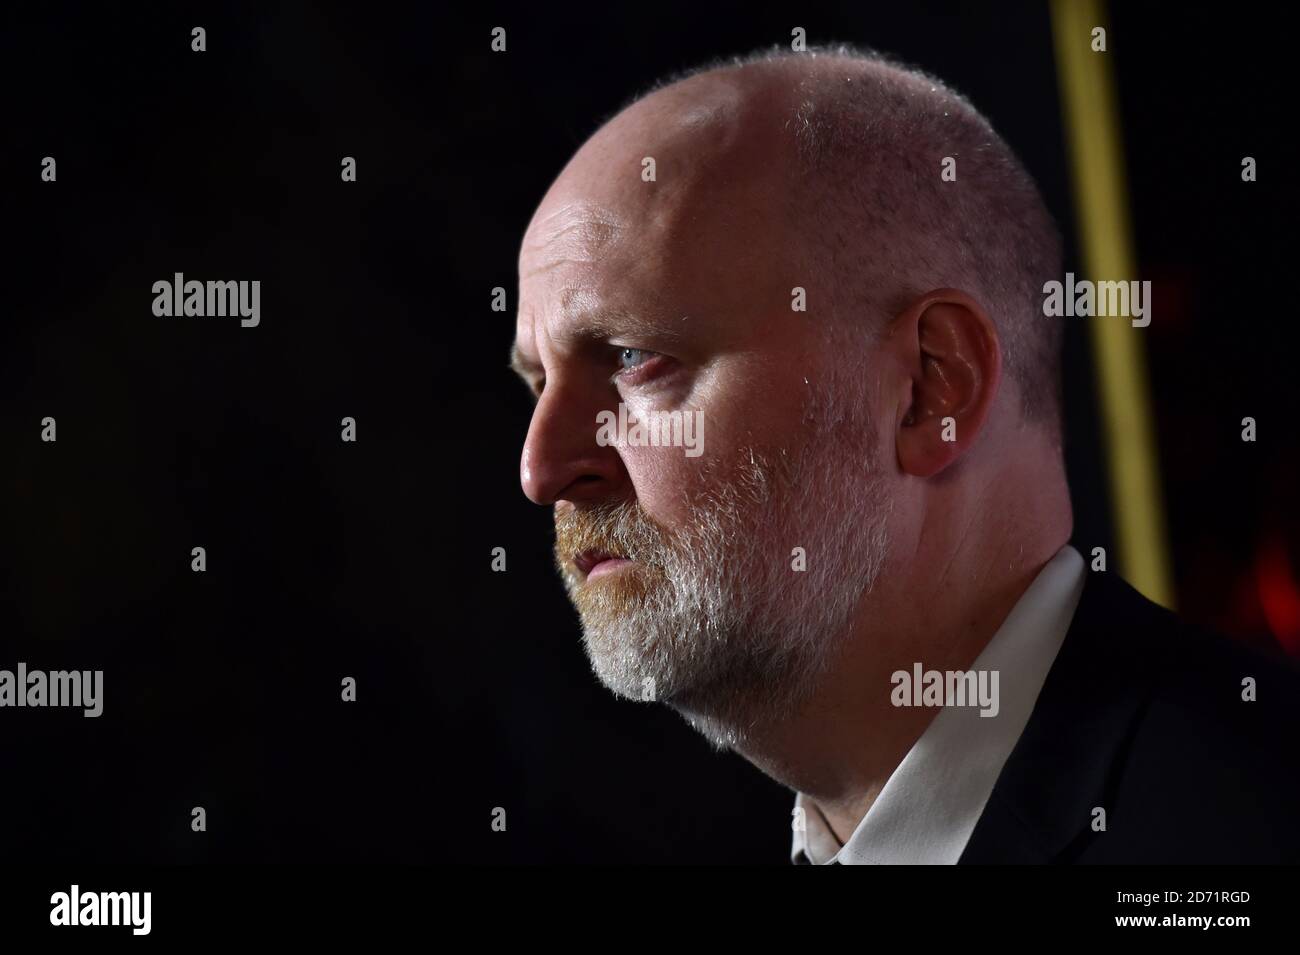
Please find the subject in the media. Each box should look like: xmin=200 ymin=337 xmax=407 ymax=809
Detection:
xmin=511 ymin=98 xmax=894 ymax=744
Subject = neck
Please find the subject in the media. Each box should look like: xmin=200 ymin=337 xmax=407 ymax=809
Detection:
xmin=724 ymin=462 xmax=1072 ymax=842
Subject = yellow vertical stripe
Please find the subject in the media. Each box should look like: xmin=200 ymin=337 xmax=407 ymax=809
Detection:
xmin=1050 ymin=0 xmax=1174 ymax=608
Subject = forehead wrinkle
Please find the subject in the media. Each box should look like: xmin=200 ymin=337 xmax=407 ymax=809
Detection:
xmin=521 ymin=202 xmax=627 ymax=279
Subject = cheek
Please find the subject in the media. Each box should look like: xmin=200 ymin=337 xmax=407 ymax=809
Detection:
xmin=620 ymin=447 xmax=706 ymax=526
xmin=616 ymin=354 xmax=828 ymax=518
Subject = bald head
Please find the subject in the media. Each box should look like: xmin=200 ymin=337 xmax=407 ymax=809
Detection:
xmin=520 ymin=60 xmax=813 ymax=340
xmin=532 ymin=45 xmax=1064 ymax=430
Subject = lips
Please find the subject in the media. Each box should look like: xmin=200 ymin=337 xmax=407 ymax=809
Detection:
xmin=574 ymin=549 xmax=631 ymax=578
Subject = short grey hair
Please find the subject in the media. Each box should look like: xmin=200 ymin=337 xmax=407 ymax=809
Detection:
xmin=626 ymin=43 xmax=1066 ymax=431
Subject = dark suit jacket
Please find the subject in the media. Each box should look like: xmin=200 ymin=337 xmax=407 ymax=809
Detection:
xmin=958 ymin=565 xmax=1300 ymax=864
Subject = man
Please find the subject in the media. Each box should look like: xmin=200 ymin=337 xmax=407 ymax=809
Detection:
xmin=509 ymin=45 xmax=1300 ymax=863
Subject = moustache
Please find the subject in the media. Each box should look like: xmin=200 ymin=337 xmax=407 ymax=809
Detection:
xmin=553 ymin=500 xmax=674 ymax=576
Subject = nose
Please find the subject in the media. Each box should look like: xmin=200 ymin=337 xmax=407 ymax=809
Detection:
xmin=520 ymin=382 xmax=626 ymax=506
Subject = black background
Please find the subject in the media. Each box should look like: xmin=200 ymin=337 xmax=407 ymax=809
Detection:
xmin=1 ymin=2 xmax=1295 ymax=863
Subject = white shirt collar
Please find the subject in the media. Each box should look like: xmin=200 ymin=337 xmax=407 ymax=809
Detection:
xmin=791 ymin=544 xmax=1086 ymax=864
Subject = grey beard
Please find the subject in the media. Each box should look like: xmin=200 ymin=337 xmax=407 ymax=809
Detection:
xmin=561 ymin=429 xmax=892 ymax=753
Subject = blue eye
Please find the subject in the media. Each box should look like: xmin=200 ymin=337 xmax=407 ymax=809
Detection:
xmin=619 ymin=347 xmax=652 ymax=370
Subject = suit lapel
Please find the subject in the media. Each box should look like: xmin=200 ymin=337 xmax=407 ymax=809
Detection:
xmin=959 ymin=566 xmax=1167 ymax=863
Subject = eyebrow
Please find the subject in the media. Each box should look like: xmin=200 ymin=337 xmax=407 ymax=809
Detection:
xmin=569 ymin=303 xmax=654 ymax=338
xmin=555 ymin=300 xmax=690 ymax=351
xmin=508 ymin=303 xmax=689 ymax=388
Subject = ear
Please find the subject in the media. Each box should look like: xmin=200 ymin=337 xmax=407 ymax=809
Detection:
xmin=892 ymin=289 xmax=1002 ymax=478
